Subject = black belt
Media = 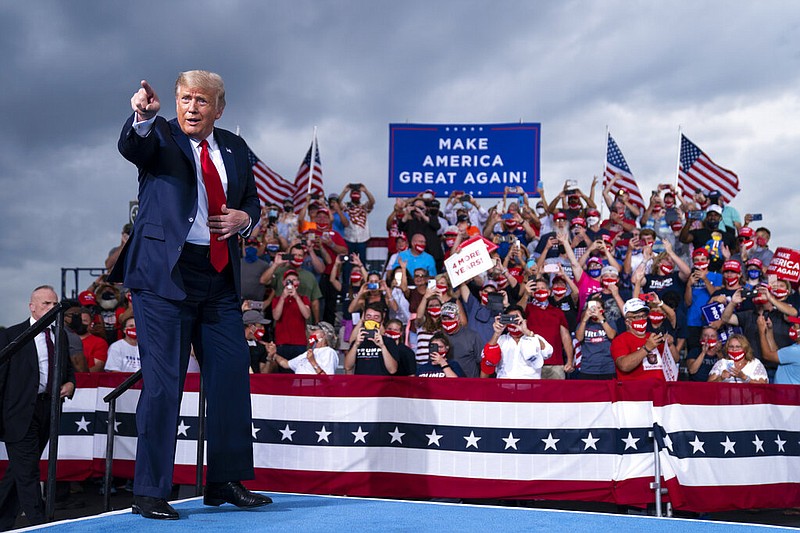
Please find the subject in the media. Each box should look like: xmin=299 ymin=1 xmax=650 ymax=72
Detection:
xmin=183 ymin=242 xmax=211 ymax=257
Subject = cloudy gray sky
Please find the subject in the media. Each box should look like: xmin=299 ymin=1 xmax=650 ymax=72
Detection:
xmin=1 ymin=0 xmax=799 ymax=327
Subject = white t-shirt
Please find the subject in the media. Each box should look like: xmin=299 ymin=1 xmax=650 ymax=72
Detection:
xmin=495 ymin=334 xmax=554 ymax=379
xmin=104 ymin=339 xmax=141 ymax=372
xmin=288 ymin=346 xmax=339 ymax=375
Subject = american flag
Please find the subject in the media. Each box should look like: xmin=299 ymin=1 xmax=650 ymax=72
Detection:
xmin=16 ymin=373 xmax=799 ymax=513
xmin=603 ymin=133 xmax=645 ymax=209
xmin=292 ymin=137 xmax=324 ymax=213
xmin=247 ymin=147 xmax=295 ymax=208
xmin=678 ymin=134 xmax=740 ymax=204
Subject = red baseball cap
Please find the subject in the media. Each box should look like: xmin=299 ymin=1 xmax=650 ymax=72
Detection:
xmin=738 ymin=226 xmax=755 ymax=238
xmin=692 ymin=248 xmax=709 ymax=257
xmin=480 ymin=344 xmax=502 ymax=375
xmin=554 ymin=211 xmax=567 ymax=220
xmin=723 ymin=260 xmax=741 ymax=273
xmin=78 ymin=291 xmax=97 ymax=306
xmin=571 ymin=217 xmax=586 ymax=227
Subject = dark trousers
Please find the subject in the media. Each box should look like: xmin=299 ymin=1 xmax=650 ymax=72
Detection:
xmin=130 ymin=246 xmax=254 ymax=499
xmin=0 ymin=395 xmax=50 ymax=529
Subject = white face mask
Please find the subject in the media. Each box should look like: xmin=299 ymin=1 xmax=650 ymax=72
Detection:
xmin=536 ymin=207 xmax=546 ymax=216
xmin=587 ymin=216 xmax=600 ymax=227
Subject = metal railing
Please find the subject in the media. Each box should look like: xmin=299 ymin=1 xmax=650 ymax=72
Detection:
xmin=0 ymin=302 xmax=66 ymax=522
xmin=100 ymin=368 xmax=206 ymax=511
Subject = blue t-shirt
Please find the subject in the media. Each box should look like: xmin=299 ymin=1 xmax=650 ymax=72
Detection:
xmin=392 ymin=250 xmax=437 ymax=278
xmin=463 ymin=293 xmax=497 ymax=346
xmin=687 ymin=271 xmax=722 ymax=327
xmin=776 ymin=343 xmax=800 ymax=385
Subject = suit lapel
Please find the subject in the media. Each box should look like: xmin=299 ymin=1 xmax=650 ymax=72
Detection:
xmin=169 ymin=119 xmax=196 ymax=171
xmin=215 ymin=131 xmax=238 ymax=204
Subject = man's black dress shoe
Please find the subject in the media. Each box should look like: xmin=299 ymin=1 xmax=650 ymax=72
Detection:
xmin=203 ymin=481 xmax=272 ymax=508
xmin=132 ymin=496 xmax=179 ymax=520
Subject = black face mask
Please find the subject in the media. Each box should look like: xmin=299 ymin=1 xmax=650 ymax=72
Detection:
xmin=283 ymin=205 xmax=293 ymax=213
xmin=68 ymin=313 xmax=88 ymax=335
xmin=706 ymin=219 xmax=720 ymax=230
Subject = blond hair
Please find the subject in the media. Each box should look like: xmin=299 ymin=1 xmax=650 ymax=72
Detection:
xmin=175 ymin=70 xmax=226 ymax=110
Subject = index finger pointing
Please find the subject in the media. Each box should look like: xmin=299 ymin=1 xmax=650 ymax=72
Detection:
xmin=140 ymin=80 xmax=154 ymax=97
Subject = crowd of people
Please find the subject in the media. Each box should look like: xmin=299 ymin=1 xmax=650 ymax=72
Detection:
xmin=67 ymin=178 xmax=799 ymax=385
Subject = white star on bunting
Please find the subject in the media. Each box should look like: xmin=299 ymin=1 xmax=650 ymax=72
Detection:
xmin=775 ymin=435 xmax=786 ymax=453
xmin=75 ymin=416 xmax=91 ymax=433
xmin=426 ymin=429 xmax=443 ymax=447
xmin=316 ymin=425 xmax=331 ymax=443
xmin=388 ymin=427 xmax=405 ymax=444
xmin=752 ymin=435 xmax=764 ymax=453
xmin=581 ymin=432 xmax=599 ymax=451
xmin=279 ymin=424 xmax=295 ymax=442
xmin=352 ymin=426 xmax=368 ymax=444
xmin=542 ymin=433 xmax=559 ymax=451
xmin=464 ymin=431 xmax=481 ymax=449
xmin=689 ymin=435 xmax=705 ymax=454
xmin=177 ymin=420 xmax=190 ymax=437
xmin=502 ymin=432 xmax=520 ymax=450
xmin=622 ymin=432 xmax=639 ymax=450
xmin=721 ymin=436 xmax=736 ymax=455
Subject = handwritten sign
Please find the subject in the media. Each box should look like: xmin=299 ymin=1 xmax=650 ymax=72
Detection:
xmin=445 ymin=238 xmax=493 ymax=288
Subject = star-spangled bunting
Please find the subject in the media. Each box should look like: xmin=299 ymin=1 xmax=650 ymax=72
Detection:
xmin=603 ymin=132 xmax=645 ymax=209
xmin=678 ymin=134 xmax=740 ymax=204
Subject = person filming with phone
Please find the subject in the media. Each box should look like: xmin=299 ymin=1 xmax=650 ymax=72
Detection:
xmin=479 ymin=306 xmax=553 ymax=379
xmin=611 ymin=298 xmax=679 ymax=382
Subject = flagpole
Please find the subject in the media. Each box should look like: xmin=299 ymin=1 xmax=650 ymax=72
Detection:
xmin=674 ymin=126 xmax=682 ymax=191
xmin=600 ymin=126 xmax=609 ymax=219
xmin=308 ymin=126 xmax=317 ymax=196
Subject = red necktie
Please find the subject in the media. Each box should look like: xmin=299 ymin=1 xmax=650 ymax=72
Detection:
xmin=199 ymin=140 xmax=229 ymax=272
xmin=44 ymin=327 xmax=55 ymax=393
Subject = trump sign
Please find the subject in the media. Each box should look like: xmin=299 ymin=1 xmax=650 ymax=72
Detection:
xmin=389 ymin=123 xmax=541 ymax=198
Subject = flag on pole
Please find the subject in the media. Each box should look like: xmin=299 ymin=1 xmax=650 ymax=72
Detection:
xmin=247 ymin=147 xmax=295 ymax=208
xmin=678 ymin=134 xmax=740 ymax=204
xmin=292 ymin=135 xmax=324 ymax=213
xmin=603 ymin=133 xmax=645 ymax=209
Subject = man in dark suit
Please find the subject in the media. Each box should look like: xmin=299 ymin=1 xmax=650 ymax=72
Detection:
xmin=110 ymin=71 xmax=270 ymax=520
xmin=0 ymin=285 xmax=75 ymax=529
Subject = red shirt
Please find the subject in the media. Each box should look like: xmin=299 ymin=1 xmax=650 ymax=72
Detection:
xmin=82 ymin=334 xmax=109 ymax=368
xmin=524 ymin=303 xmax=568 ymax=365
xmin=610 ymin=331 xmax=666 ymax=382
xmin=313 ymin=229 xmax=347 ymax=275
xmin=272 ymin=294 xmax=311 ymax=345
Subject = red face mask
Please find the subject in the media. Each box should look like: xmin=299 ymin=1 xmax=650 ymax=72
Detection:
xmin=428 ymin=306 xmax=442 ymax=318
xmin=254 ymin=329 xmax=265 ymax=342
xmin=756 ymin=237 xmax=768 ymax=248
xmin=770 ymin=287 xmax=789 ymax=299
xmin=704 ymin=338 xmax=718 ymax=350
xmin=789 ymin=328 xmax=799 ymax=342
xmin=724 ymin=276 xmax=740 ymax=288
xmin=552 ymin=286 xmax=568 ymax=298
xmin=505 ymin=220 xmax=518 ymax=229
xmin=728 ymin=348 xmax=746 ymax=361
xmin=480 ymin=292 xmax=490 ymax=305
xmin=649 ymin=312 xmax=665 ymax=328
xmin=350 ymin=273 xmax=363 ymax=285
xmin=693 ymin=260 xmax=709 ymax=270
xmin=396 ymin=240 xmax=408 ymax=251
xmin=384 ymin=330 xmax=402 ymax=342
xmin=629 ymin=318 xmax=649 ymax=334
xmin=444 ymin=237 xmax=456 ymax=248
xmin=290 ymin=256 xmax=304 ymax=267
xmin=533 ymin=289 xmax=550 ymax=303
xmin=413 ymin=243 xmax=426 ymax=254
xmin=506 ymin=323 xmax=523 ymax=337
xmin=125 ymin=327 xmax=137 ymax=339
xmin=436 ymin=283 xmax=448 ymax=293
xmin=659 ymin=263 xmax=674 ymax=276
xmin=664 ymin=199 xmax=675 ymax=209
xmin=602 ymin=278 xmax=617 ymax=289
xmin=495 ymin=276 xmax=508 ymax=289
xmin=441 ymin=319 xmax=459 ymax=334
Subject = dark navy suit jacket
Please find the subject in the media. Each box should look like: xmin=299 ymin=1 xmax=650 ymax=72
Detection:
xmin=0 ymin=321 xmax=74 ymax=443
xmin=109 ymin=114 xmax=261 ymax=299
